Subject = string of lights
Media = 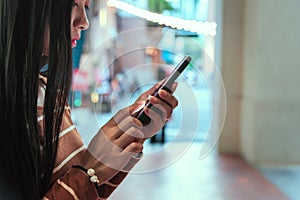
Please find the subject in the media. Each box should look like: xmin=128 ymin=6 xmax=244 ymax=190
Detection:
xmin=106 ymin=0 xmax=217 ymax=36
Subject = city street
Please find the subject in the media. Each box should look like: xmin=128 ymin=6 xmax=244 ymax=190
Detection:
xmin=71 ymin=78 xmax=212 ymax=147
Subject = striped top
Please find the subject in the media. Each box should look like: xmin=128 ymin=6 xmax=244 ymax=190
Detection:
xmin=38 ymin=77 xmax=139 ymax=199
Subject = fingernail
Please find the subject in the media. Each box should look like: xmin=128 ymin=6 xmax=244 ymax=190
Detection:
xmin=171 ymin=82 xmax=178 ymax=92
xmin=158 ymin=89 xmax=167 ymax=97
xmin=149 ymin=96 xmax=158 ymax=104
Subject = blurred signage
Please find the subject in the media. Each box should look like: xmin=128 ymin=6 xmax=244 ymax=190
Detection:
xmin=72 ymin=69 xmax=89 ymax=92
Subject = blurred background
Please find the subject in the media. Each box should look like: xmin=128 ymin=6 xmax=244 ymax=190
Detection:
xmin=70 ymin=0 xmax=300 ymax=199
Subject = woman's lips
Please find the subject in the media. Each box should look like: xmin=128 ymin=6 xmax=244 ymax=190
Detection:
xmin=72 ymin=39 xmax=77 ymax=48
xmin=72 ymin=36 xmax=80 ymax=47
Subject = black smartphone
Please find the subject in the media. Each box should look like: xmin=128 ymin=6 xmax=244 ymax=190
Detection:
xmin=136 ymin=55 xmax=192 ymax=126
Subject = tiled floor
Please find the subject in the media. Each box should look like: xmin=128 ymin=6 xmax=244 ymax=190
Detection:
xmin=108 ymin=142 xmax=289 ymax=200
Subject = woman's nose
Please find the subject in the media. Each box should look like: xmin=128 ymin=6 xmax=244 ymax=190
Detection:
xmin=74 ymin=10 xmax=89 ymax=30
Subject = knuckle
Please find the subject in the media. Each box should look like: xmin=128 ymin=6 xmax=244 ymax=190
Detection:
xmin=131 ymin=117 xmax=143 ymax=127
xmin=130 ymin=143 xmax=143 ymax=152
xmin=127 ymin=127 xmax=144 ymax=138
xmin=174 ymin=99 xmax=179 ymax=107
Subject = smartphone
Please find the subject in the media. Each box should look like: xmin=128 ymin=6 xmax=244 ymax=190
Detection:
xmin=136 ymin=55 xmax=192 ymax=126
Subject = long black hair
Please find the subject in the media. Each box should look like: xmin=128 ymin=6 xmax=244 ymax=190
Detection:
xmin=0 ymin=0 xmax=73 ymax=198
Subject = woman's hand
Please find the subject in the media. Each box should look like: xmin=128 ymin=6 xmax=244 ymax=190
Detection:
xmin=82 ymin=81 xmax=178 ymax=185
xmin=133 ymin=81 xmax=178 ymax=138
xmin=82 ymin=105 xmax=144 ymax=184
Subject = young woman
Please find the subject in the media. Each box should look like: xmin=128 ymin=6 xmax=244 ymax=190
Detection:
xmin=0 ymin=0 xmax=178 ymax=199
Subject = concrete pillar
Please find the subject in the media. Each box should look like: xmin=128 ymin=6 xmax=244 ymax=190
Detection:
xmin=219 ymin=0 xmax=300 ymax=166
xmin=241 ymin=0 xmax=300 ymax=165
xmin=218 ymin=0 xmax=245 ymax=154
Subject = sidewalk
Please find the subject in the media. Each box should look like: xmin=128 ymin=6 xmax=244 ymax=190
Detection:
xmin=109 ymin=142 xmax=288 ymax=200
xmin=71 ymin=107 xmax=294 ymax=200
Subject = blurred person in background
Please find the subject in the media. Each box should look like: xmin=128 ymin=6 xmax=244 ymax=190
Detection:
xmin=0 ymin=0 xmax=178 ymax=199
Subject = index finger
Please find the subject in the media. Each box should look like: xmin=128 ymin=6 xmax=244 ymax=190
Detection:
xmin=135 ymin=80 xmax=178 ymax=103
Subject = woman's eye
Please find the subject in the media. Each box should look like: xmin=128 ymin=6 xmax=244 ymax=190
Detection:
xmin=85 ymin=5 xmax=90 ymax=11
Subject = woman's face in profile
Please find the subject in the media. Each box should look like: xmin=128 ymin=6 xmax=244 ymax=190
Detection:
xmin=42 ymin=0 xmax=90 ymax=55
xmin=70 ymin=0 xmax=90 ymax=48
